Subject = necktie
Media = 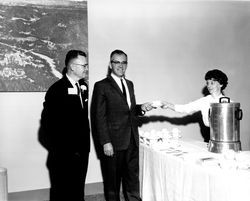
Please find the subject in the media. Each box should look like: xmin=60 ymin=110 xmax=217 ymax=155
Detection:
xmin=75 ymin=83 xmax=80 ymax=95
xmin=121 ymin=78 xmax=127 ymax=99
xmin=75 ymin=82 xmax=83 ymax=108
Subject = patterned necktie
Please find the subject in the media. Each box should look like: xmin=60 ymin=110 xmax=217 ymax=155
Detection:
xmin=121 ymin=78 xmax=127 ymax=99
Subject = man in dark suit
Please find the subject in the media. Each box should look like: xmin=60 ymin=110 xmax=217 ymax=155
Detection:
xmin=39 ymin=50 xmax=90 ymax=201
xmin=91 ymin=49 xmax=153 ymax=201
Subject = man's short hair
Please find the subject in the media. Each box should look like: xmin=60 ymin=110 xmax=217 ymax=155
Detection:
xmin=110 ymin=49 xmax=127 ymax=61
xmin=65 ymin=50 xmax=87 ymax=67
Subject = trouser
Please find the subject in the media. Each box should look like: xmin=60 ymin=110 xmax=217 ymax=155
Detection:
xmin=102 ymin=137 xmax=141 ymax=201
xmin=47 ymin=152 xmax=89 ymax=201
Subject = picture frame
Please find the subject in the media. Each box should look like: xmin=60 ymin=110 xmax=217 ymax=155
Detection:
xmin=0 ymin=0 xmax=88 ymax=92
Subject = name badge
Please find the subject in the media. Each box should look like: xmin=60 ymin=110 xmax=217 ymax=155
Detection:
xmin=68 ymin=88 xmax=78 ymax=95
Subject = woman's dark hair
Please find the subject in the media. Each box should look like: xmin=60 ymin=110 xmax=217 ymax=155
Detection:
xmin=205 ymin=69 xmax=228 ymax=91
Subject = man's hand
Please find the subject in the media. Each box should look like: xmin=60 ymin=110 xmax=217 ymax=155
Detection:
xmin=103 ymin=143 xmax=114 ymax=157
xmin=141 ymin=102 xmax=154 ymax=112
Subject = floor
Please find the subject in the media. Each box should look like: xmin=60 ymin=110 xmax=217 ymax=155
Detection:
xmin=8 ymin=189 xmax=108 ymax=201
xmin=8 ymin=189 xmax=126 ymax=201
xmin=8 ymin=189 xmax=50 ymax=201
xmin=8 ymin=182 xmax=105 ymax=201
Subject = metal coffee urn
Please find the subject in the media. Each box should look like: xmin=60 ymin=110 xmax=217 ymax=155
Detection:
xmin=208 ymin=97 xmax=242 ymax=153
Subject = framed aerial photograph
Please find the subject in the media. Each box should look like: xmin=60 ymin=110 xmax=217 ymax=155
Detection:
xmin=0 ymin=0 xmax=88 ymax=92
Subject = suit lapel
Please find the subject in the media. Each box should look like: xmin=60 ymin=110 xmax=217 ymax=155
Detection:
xmin=107 ymin=76 xmax=137 ymax=110
xmin=126 ymin=80 xmax=133 ymax=100
xmin=107 ymin=76 xmax=126 ymax=99
xmin=63 ymin=76 xmax=83 ymax=108
xmin=79 ymin=80 xmax=88 ymax=107
xmin=63 ymin=75 xmax=74 ymax=88
xmin=125 ymin=79 xmax=135 ymax=109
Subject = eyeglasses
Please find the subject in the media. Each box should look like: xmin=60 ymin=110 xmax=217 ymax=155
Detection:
xmin=111 ymin=60 xmax=128 ymax=65
xmin=72 ymin=63 xmax=88 ymax=69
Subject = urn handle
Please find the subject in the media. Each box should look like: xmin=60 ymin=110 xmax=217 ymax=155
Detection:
xmin=236 ymin=109 xmax=243 ymax=120
xmin=219 ymin=97 xmax=230 ymax=103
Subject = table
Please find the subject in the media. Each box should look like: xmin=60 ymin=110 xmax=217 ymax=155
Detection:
xmin=139 ymin=140 xmax=250 ymax=201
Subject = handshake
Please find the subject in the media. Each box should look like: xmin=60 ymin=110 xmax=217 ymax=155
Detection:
xmin=141 ymin=100 xmax=174 ymax=112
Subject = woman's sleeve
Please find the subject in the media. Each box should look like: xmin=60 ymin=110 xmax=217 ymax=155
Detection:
xmin=174 ymin=97 xmax=204 ymax=114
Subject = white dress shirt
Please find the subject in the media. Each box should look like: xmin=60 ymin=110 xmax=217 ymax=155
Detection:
xmin=111 ymin=73 xmax=131 ymax=108
xmin=66 ymin=74 xmax=83 ymax=107
xmin=66 ymin=74 xmax=78 ymax=90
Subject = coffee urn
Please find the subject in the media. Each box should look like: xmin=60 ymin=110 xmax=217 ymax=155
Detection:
xmin=208 ymin=97 xmax=242 ymax=153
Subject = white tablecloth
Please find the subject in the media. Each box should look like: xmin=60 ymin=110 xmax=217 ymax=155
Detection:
xmin=139 ymin=140 xmax=250 ymax=201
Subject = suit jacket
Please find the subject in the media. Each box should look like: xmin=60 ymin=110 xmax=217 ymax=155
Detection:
xmin=39 ymin=76 xmax=90 ymax=154
xmin=91 ymin=75 xmax=144 ymax=151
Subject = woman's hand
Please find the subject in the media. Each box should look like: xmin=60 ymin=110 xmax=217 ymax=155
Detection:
xmin=161 ymin=101 xmax=174 ymax=110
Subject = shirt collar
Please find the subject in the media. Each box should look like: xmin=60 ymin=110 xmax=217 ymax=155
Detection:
xmin=111 ymin=73 xmax=125 ymax=82
xmin=66 ymin=73 xmax=78 ymax=87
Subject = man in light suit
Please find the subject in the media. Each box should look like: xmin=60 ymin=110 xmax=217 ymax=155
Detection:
xmin=39 ymin=50 xmax=90 ymax=201
xmin=91 ymin=49 xmax=153 ymax=201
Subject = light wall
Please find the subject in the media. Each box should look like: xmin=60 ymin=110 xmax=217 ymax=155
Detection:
xmin=1 ymin=0 xmax=250 ymax=193
xmin=88 ymin=0 xmax=250 ymax=150
xmin=0 ymin=93 xmax=102 ymax=192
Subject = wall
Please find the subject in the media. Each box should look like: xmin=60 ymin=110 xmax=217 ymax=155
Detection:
xmin=88 ymin=0 xmax=250 ymax=150
xmin=0 ymin=93 xmax=48 ymax=192
xmin=0 ymin=0 xmax=102 ymax=193
xmin=0 ymin=93 xmax=102 ymax=192
xmin=1 ymin=0 xmax=250 ymax=193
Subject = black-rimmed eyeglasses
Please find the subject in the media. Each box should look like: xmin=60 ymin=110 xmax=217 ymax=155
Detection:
xmin=72 ymin=63 xmax=88 ymax=68
xmin=111 ymin=60 xmax=128 ymax=65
